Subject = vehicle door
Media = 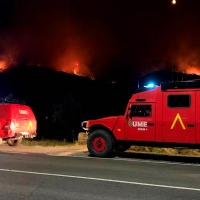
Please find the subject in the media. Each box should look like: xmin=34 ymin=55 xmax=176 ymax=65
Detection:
xmin=124 ymin=103 xmax=156 ymax=141
xmin=162 ymin=92 xmax=195 ymax=143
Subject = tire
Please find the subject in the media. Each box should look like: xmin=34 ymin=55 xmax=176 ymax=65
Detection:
xmin=114 ymin=143 xmax=131 ymax=152
xmin=87 ymin=129 xmax=114 ymax=158
xmin=7 ymin=137 xmax=22 ymax=146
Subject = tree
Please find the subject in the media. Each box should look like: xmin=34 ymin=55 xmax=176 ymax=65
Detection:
xmin=52 ymin=93 xmax=84 ymax=142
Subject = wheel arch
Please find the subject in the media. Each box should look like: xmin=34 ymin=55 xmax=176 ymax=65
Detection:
xmin=89 ymin=124 xmax=116 ymax=141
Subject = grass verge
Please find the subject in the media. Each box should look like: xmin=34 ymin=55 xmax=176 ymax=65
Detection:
xmin=21 ymin=139 xmax=82 ymax=147
xmin=128 ymin=146 xmax=200 ymax=156
xmin=21 ymin=132 xmax=88 ymax=147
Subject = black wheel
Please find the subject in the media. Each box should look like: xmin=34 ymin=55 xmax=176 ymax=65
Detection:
xmin=7 ymin=137 xmax=22 ymax=146
xmin=87 ymin=129 xmax=114 ymax=157
xmin=115 ymin=143 xmax=131 ymax=152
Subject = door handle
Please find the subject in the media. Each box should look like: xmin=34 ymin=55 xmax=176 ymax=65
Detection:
xmin=187 ymin=124 xmax=194 ymax=127
xmin=147 ymin=122 xmax=154 ymax=126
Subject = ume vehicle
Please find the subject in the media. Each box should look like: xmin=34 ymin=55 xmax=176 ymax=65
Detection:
xmin=0 ymin=103 xmax=37 ymax=146
xmin=81 ymin=80 xmax=200 ymax=157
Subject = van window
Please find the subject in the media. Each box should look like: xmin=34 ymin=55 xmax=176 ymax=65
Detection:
xmin=130 ymin=105 xmax=152 ymax=117
xmin=167 ymin=95 xmax=190 ymax=108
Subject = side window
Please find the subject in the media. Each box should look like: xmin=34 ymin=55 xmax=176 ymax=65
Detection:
xmin=168 ymin=95 xmax=190 ymax=108
xmin=130 ymin=105 xmax=152 ymax=117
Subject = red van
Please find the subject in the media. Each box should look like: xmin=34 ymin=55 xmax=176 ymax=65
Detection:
xmin=0 ymin=103 xmax=37 ymax=146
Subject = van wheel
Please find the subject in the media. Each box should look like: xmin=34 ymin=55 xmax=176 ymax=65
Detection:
xmin=87 ymin=129 xmax=114 ymax=158
xmin=7 ymin=137 xmax=22 ymax=146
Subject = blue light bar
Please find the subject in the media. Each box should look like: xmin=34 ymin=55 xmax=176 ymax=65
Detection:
xmin=144 ymin=83 xmax=157 ymax=88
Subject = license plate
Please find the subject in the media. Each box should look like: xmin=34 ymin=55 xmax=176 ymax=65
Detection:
xmin=21 ymin=132 xmax=29 ymax=135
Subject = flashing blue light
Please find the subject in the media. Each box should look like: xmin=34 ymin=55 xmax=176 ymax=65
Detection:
xmin=144 ymin=83 xmax=157 ymax=88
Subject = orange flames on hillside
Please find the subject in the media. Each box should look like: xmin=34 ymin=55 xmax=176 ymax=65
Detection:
xmin=53 ymin=59 xmax=94 ymax=79
xmin=73 ymin=62 xmax=80 ymax=76
xmin=1 ymin=52 xmax=200 ymax=80
xmin=185 ymin=67 xmax=200 ymax=75
xmin=0 ymin=61 xmax=7 ymax=71
xmin=175 ymin=52 xmax=200 ymax=76
xmin=59 ymin=61 xmax=95 ymax=79
xmin=72 ymin=63 xmax=95 ymax=80
xmin=0 ymin=55 xmax=96 ymax=79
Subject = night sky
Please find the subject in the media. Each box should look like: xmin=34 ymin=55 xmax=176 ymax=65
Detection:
xmin=0 ymin=0 xmax=200 ymax=79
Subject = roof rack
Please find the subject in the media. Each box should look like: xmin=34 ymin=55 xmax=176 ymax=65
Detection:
xmin=161 ymin=79 xmax=200 ymax=91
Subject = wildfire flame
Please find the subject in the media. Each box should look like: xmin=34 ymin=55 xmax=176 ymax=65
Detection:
xmin=73 ymin=62 xmax=80 ymax=76
xmin=71 ymin=61 xmax=95 ymax=79
xmin=185 ymin=67 xmax=200 ymax=75
xmin=73 ymin=68 xmax=79 ymax=75
xmin=0 ymin=61 xmax=7 ymax=71
xmin=175 ymin=51 xmax=200 ymax=77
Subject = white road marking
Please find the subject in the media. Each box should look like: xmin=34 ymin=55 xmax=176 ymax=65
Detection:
xmin=0 ymin=168 xmax=200 ymax=192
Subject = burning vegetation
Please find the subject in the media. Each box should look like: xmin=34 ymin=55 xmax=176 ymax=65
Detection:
xmin=0 ymin=61 xmax=6 ymax=71
xmin=185 ymin=67 xmax=200 ymax=75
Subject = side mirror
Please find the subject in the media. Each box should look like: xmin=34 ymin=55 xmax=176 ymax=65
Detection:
xmin=126 ymin=106 xmax=131 ymax=119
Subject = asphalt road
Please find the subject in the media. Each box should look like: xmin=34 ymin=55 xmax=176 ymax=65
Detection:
xmin=0 ymin=152 xmax=200 ymax=200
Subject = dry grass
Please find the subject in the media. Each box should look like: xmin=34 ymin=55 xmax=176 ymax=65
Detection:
xmin=128 ymin=146 xmax=200 ymax=156
xmin=78 ymin=132 xmax=88 ymax=145
xmin=22 ymin=139 xmax=75 ymax=147
xmin=21 ymin=132 xmax=88 ymax=147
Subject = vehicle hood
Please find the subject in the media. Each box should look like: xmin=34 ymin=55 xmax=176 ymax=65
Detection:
xmin=87 ymin=116 xmax=121 ymax=131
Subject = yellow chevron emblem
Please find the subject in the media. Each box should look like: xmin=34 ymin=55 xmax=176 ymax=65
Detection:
xmin=28 ymin=121 xmax=33 ymax=130
xmin=170 ymin=113 xmax=186 ymax=130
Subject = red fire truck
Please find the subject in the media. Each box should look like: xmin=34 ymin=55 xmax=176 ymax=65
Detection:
xmin=81 ymin=80 xmax=200 ymax=157
xmin=0 ymin=103 xmax=37 ymax=146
